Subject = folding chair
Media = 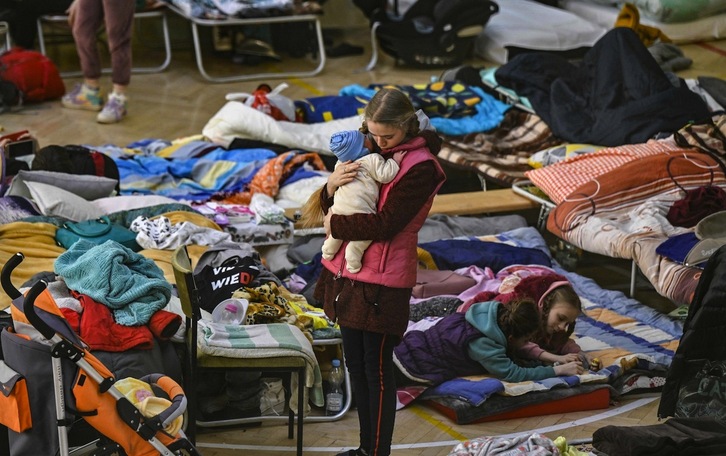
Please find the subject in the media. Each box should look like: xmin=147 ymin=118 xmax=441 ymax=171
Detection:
xmin=171 ymin=245 xmax=307 ymax=456
xmin=164 ymin=3 xmax=325 ymax=83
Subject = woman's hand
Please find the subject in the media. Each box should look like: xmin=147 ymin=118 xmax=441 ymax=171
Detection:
xmin=554 ymin=361 xmax=584 ymax=376
xmin=326 ymin=161 xmax=361 ymax=195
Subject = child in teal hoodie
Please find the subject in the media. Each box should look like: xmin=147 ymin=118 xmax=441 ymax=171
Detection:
xmin=393 ymin=299 xmax=584 ymax=385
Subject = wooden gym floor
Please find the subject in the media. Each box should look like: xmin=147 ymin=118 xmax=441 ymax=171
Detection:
xmin=2 ymin=9 xmax=725 ymax=455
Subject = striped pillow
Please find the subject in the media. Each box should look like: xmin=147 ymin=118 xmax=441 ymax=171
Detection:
xmin=525 ymin=139 xmax=688 ymax=204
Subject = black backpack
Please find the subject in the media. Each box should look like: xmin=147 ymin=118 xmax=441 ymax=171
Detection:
xmin=659 ymin=245 xmax=726 ymax=421
xmin=370 ymin=0 xmax=499 ymax=68
xmin=0 ymin=80 xmax=22 ymax=113
xmin=31 ymin=144 xmax=121 ymax=194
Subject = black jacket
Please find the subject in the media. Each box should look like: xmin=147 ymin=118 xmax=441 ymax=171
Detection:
xmin=659 ymin=245 xmax=726 ymax=418
xmin=495 ymin=28 xmax=711 ymax=146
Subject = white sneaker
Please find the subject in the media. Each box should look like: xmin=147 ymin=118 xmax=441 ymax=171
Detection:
xmin=259 ymin=378 xmax=285 ymax=416
xmin=96 ymin=92 xmax=127 ymax=124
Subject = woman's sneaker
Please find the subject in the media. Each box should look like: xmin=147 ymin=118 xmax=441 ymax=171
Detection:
xmin=61 ymin=83 xmax=103 ymax=111
xmin=96 ymin=92 xmax=127 ymax=124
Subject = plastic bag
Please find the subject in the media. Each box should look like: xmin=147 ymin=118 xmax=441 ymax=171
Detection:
xmin=675 ymin=359 xmax=726 ymax=423
xmin=225 ymin=83 xmax=296 ymax=122
xmin=250 ymin=193 xmax=286 ymax=225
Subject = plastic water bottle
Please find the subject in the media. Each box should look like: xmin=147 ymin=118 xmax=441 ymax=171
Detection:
xmin=212 ymin=298 xmax=248 ymax=325
xmin=218 ymin=303 xmax=243 ymax=325
xmin=326 ymin=359 xmax=344 ymax=415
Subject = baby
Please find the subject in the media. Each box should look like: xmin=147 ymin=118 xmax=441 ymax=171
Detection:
xmin=322 ymin=130 xmax=402 ymax=273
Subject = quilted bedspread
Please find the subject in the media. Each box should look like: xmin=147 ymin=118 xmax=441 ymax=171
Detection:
xmin=437 ymin=109 xmax=563 ymax=187
xmin=543 ymin=146 xmax=726 ymax=305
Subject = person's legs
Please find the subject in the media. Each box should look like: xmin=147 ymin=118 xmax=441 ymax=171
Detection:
xmin=361 ymin=331 xmax=398 ymax=456
xmin=344 ymin=240 xmax=372 ymax=273
xmin=71 ymin=0 xmax=104 ymax=83
xmin=62 ymin=0 xmax=104 ymax=111
xmin=101 ymin=0 xmax=134 ymax=89
xmin=322 ymin=237 xmax=344 ymax=260
xmin=95 ymin=0 xmax=134 ymax=123
xmin=341 ymin=327 xmax=370 ymax=455
xmin=340 ymin=327 xmax=399 ymax=456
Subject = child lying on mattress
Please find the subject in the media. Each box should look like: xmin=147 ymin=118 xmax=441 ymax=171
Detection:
xmin=393 ymin=298 xmax=584 ymax=386
xmin=461 ymin=271 xmax=595 ymax=369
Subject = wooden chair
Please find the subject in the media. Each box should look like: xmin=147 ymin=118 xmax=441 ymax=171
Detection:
xmin=171 ymin=245 xmax=306 ymax=456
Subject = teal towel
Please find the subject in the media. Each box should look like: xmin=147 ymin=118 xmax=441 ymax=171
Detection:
xmin=54 ymin=239 xmax=171 ymax=326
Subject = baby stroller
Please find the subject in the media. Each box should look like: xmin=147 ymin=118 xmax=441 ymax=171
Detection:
xmin=0 ymin=252 xmax=200 ymax=456
xmin=365 ymin=0 xmax=499 ymax=69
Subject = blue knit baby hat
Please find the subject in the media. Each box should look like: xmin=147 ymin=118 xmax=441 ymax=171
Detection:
xmin=330 ymin=130 xmax=367 ymax=162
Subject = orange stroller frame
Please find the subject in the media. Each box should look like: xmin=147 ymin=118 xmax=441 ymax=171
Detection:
xmin=0 ymin=253 xmax=201 ymax=455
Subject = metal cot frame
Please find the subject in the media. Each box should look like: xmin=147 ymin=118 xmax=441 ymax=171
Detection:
xmin=191 ymin=337 xmax=353 ymax=428
xmin=36 ymin=10 xmax=172 ymax=78
xmin=165 ymin=4 xmax=326 ymax=83
xmin=512 ymin=180 xmax=640 ymax=297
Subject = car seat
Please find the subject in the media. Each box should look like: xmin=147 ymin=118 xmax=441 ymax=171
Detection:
xmin=366 ymin=0 xmax=499 ymax=69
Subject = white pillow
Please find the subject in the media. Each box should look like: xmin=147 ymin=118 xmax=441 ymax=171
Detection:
xmin=25 ymin=181 xmax=105 ymax=221
xmin=276 ymin=175 xmax=329 ymax=207
xmin=8 ymin=170 xmax=118 ymax=201
xmin=474 ymin=0 xmax=607 ymax=64
xmin=202 ymin=100 xmax=360 ymax=153
xmin=92 ymin=194 xmax=188 ymax=214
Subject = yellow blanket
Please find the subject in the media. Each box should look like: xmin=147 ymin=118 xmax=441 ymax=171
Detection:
xmin=0 ymin=222 xmax=64 ymax=310
xmin=0 ymin=211 xmax=214 ymax=310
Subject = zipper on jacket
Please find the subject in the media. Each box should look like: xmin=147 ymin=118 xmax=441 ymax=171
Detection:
xmin=333 ymin=291 xmax=341 ymax=318
xmin=334 ymin=256 xmax=352 ymax=279
xmin=378 ymin=241 xmax=391 ymax=271
xmin=371 ymin=285 xmax=381 ymax=314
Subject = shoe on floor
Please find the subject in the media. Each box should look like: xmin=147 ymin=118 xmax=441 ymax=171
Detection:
xmin=61 ymin=83 xmax=103 ymax=111
xmin=97 ymin=92 xmax=127 ymax=124
xmin=326 ymin=42 xmax=364 ymax=58
xmin=336 ymin=449 xmax=368 ymax=456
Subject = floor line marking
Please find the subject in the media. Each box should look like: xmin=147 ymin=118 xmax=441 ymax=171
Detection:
xmin=410 ymin=405 xmax=470 ymax=441
xmin=243 ymin=64 xmax=323 ymax=96
xmin=196 ymin=397 xmax=657 ymax=452
xmin=287 ymin=78 xmax=323 ymax=96
xmin=696 ymin=41 xmax=726 ymax=58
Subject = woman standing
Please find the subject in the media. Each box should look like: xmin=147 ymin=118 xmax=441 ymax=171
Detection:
xmin=314 ymin=88 xmax=446 ymax=456
xmin=61 ymin=0 xmax=135 ymax=123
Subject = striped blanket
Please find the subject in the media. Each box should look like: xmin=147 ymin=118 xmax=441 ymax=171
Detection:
xmin=396 ymin=226 xmax=684 ymax=422
xmin=437 ymin=109 xmax=562 ymax=187
xmin=543 ymin=147 xmax=726 ymax=305
xmin=197 ymin=321 xmax=324 ymax=407
xmin=397 ymin=291 xmax=678 ymax=410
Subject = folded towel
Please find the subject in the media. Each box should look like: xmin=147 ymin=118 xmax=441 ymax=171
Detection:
xmin=54 ymin=239 xmax=171 ymax=325
xmin=198 ymin=321 xmax=324 ymax=409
